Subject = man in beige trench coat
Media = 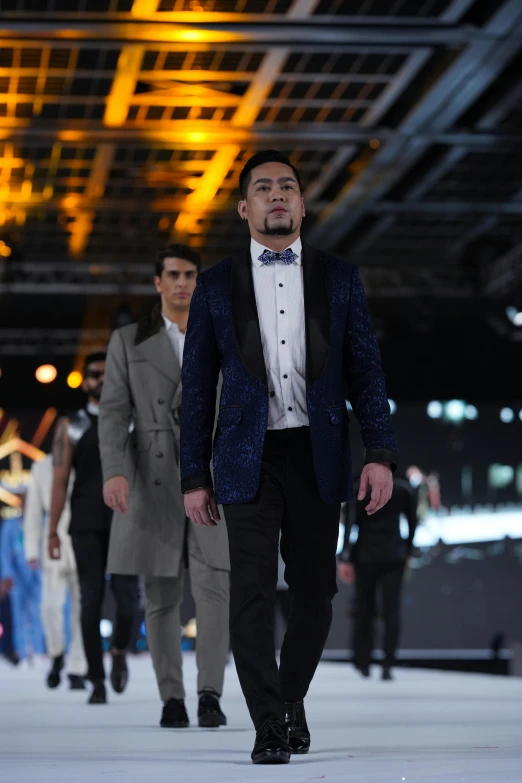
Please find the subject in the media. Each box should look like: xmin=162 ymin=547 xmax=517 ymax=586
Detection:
xmin=99 ymin=244 xmax=230 ymax=729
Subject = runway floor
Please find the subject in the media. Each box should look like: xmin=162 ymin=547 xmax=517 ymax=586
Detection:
xmin=1 ymin=653 xmax=521 ymax=782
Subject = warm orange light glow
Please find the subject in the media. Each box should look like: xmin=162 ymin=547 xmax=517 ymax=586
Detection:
xmin=67 ymin=371 xmax=83 ymax=389
xmin=104 ymin=45 xmax=144 ymax=127
xmin=62 ymin=194 xmax=81 ymax=210
xmin=35 ymin=364 xmax=57 ymax=384
xmin=31 ymin=408 xmax=58 ymax=448
xmin=0 ymin=246 xmax=12 ymax=257
xmin=370 ymin=138 xmax=381 ymax=150
xmin=0 ymin=438 xmax=45 ymax=463
xmin=0 ymin=486 xmax=22 ymax=509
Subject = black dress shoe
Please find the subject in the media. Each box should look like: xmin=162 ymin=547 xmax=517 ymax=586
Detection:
xmin=47 ymin=654 xmax=64 ymax=689
xmin=285 ymin=700 xmax=310 ymax=754
xmin=198 ymin=690 xmax=227 ymax=728
xmin=161 ymin=698 xmax=190 ymax=728
xmin=382 ymin=666 xmax=393 ymax=681
xmin=68 ymin=674 xmax=86 ymax=690
xmin=251 ymin=719 xmax=291 ymax=765
xmin=357 ymin=665 xmax=371 ymax=678
xmin=110 ymin=652 xmax=128 ymax=694
xmin=88 ymin=680 xmax=107 ymax=704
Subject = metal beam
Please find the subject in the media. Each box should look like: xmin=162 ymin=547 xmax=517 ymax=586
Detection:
xmin=0 ymin=20 xmax=504 ymax=46
xmin=375 ymin=201 xmax=522 ymax=215
xmin=308 ymin=0 xmax=522 ymax=249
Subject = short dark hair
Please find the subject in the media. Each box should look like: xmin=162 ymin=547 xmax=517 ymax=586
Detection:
xmin=83 ymin=351 xmax=106 ymax=373
xmin=239 ymin=150 xmax=302 ymax=199
xmin=155 ymin=243 xmax=202 ymax=278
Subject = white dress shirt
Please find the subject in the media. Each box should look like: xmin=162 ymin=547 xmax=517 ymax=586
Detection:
xmin=251 ymin=237 xmax=309 ymax=430
xmin=162 ymin=313 xmax=186 ymax=368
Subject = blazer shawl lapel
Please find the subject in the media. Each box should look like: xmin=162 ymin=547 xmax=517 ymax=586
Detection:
xmin=302 ymin=242 xmax=331 ymax=384
xmin=230 ymin=247 xmax=267 ymax=386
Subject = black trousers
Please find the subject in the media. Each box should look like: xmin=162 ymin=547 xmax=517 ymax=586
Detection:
xmin=224 ymin=427 xmax=341 ymax=729
xmin=353 ymin=560 xmax=405 ymax=669
xmin=71 ymin=530 xmax=139 ymax=682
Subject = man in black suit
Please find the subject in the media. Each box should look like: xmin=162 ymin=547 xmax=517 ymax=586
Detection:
xmin=338 ymin=476 xmax=417 ymax=680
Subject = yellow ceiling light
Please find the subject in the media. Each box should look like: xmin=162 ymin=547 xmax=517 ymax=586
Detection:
xmin=67 ymin=371 xmax=83 ymax=389
xmin=35 ymin=364 xmax=57 ymax=384
xmin=62 ymin=194 xmax=81 ymax=210
xmin=104 ymin=45 xmax=144 ymax=128
xmin=0 ymin=245 xmax=12 ymax=257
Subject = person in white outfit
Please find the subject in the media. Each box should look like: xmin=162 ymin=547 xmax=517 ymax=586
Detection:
xmin=24 ymin=454 xmax=87 ymax=689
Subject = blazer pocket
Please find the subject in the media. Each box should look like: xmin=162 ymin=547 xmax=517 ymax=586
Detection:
xmin=217 ymin=406 xmax=242 ymax=427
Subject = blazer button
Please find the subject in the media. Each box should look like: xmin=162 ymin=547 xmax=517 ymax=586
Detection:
xmin=156 ymin=451 xmax=164 ymax=458
xmin=158 ymin=398 xmax=165 ymax=405
xmin=155 ymin=478 xmax=162 ymax=486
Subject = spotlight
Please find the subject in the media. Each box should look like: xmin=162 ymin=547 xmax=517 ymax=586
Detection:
xmin=388 ymin=399 xmax=397 ymax=415
xmin=67 ymin=371 xmax=83 ymax=389
xmin=427 ymin=401 xmax=443 ymax=419
xmin=35 ymin=364 xmax=57 ymax=384
xmin=500 ymin=407 xmax=514 ymax=423
xmin=445 ymin=400 xmax=466 ymax=423
xmin=464 ymin=405 xmax=478 ymax=420
xmin=506 ymin=306 xmax=522 ymax=327
xmin=100 ymin=619 xmax=113 ymax=639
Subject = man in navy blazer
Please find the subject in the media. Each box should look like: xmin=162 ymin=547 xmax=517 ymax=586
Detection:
xmin=180 ymin=150 xmax=398 ymax=764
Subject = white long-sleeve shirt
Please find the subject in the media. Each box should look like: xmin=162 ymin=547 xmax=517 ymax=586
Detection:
xmin=23 ymin=455 xmax=76 ymax=571
xmin=250 ymin=236 xmax=309 ymax=431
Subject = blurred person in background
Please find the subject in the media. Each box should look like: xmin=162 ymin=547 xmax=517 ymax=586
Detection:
xmin=48 ymin=351 xmax=139 ymax=705
xmin=24 ymin=454 xmax=87 ymax=690
xmin=99 ymin=244 xmax=230 ymax=730
xmin=0 ymin=498 xmax=45 ymax=666
xmin=338 ymin=475 xmax=418 ymax=681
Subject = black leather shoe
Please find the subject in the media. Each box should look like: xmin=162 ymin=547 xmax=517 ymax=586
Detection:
xmin=88 ymin=680 xmax=107 ymax=704
xmin=198 ymin=690 xmax=227 ymax=728
xmin=68 ymin=674 xmax=86 ymax=690
xmin=285 ymin=700 xmax=310 ymax=754
xmin=161 ymin=698 xmax=189 ymax=728
xmin=110 ymin=652 xmax=128 ymax=694
xmin=357 ymin=665 xmax=371 ymax=678
xmin=382 ymin=666 xmax=393 ymax=681
xmin=251 ymin=719 xmax=291 ymax=765
xmin=47 ymin=654 xmax=64 ymax=689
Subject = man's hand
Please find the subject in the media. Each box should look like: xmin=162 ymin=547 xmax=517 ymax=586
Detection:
xmin=184 ymin=488 xmax=221 ymax=527
xmin=48 ymin=532 xmax=61 ymax=561
xmin=358 ymin=462 xmax=393 ymax=515
xmin=27 ymin=559 xmax=40 ymax=571
xmin=337 ymin=562 xmax=355 ymax=584
xmin=103 ymin=476 xmax=129 ymax=513
xmin=0 ymin=577 xmax=13 ymax=598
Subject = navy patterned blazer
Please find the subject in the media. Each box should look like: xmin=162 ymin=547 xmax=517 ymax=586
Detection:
xmin=180 ymin=242 xmax=398 ymax=505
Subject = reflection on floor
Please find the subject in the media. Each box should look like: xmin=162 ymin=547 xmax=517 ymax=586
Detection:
xmin=1 ymin=653 xmax=522 ymax=782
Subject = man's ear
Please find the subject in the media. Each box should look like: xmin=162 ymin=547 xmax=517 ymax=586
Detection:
xmin=238 ymin=201 xmax=248 ymax=221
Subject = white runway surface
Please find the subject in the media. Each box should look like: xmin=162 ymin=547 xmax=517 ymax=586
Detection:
xmin=1 ymin=653 xmax=521 ymax=782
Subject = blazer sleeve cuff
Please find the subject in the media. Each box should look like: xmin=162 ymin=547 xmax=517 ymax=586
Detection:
xmin=364 ymin=448 xmax=399 ymax=472
xmin=181 ymin=473 xmax=214 ymax=494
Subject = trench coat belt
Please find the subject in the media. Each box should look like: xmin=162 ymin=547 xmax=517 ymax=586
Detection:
xmin=135 ymin=422 xmax=172 ymax=432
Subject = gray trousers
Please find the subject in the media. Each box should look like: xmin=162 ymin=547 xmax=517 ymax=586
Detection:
xmin=144 ymin=523 xmax=230 ymax=703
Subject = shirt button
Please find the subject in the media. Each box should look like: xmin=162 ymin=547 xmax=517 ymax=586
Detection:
xmin=288 ymin=407 xmax=293 ymax=412
xmin=283 ymin=374 xmax=288 ymax=379
xmin=158 ymin=398 xmax=165 ymax=405
xmin=270 ymin=391 xmax=275 ymax=398
xmin=280 ymin=310 xmax=285 ymax=314
xmin=156 ymin=452 xmax=163 ymax=458
xmin=279 ymin=283 xmax=283 ymax=287
xmin=281 ymin=340 xmax=285 ymax=345
xmin=155 ymin=479 xmax=162 ymax=486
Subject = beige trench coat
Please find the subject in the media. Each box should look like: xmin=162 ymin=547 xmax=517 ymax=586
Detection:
xmin=99 ymin=306 xmax=230 ymax=578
